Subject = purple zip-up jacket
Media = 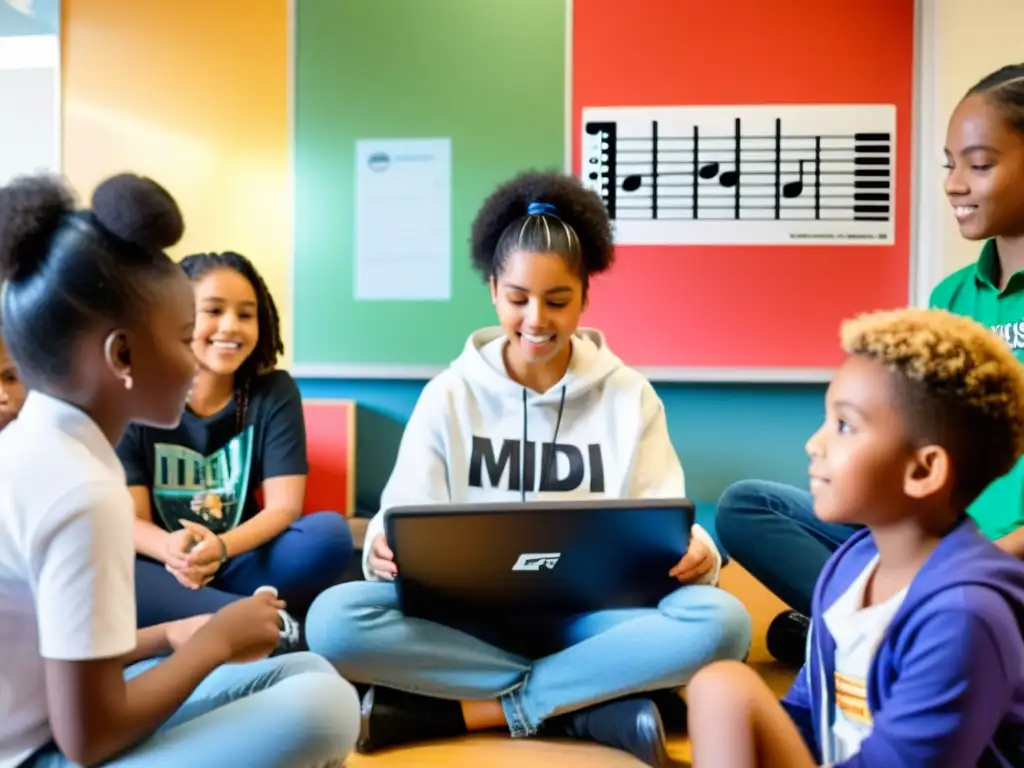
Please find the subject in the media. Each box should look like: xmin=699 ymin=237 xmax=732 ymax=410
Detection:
xmin=781 ymin=519 xmax=1024 ymax=767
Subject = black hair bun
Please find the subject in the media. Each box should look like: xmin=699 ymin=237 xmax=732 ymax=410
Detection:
xmin=0 ymin=174 xmax=76 ymax=282
xmin=91 ymin=173 xmax=184 ymax=251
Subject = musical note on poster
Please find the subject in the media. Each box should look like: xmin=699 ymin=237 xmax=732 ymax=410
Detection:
xmin=581 ymin=104 xmax=896 ymax=246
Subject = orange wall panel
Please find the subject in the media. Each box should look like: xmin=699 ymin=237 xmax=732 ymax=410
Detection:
xmin=61 ymin=0 xmax=292 ymax=353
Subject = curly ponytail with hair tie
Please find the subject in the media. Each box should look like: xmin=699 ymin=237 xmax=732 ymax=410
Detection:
xmin=470 ymin=170 xmax=613 ymax=296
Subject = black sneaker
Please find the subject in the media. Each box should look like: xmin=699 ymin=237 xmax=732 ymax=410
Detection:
xmin=254 ymin=586 xmax=305 ymax=656
xmin=548 ymin=697 xmax=688 ymax=768
xmin=766 ymin=610 xmax=810 ymax=666
xmin=356 ymin=685 xmax=467 ymax=754
xmin=271 ymin=607 xmax=304 ymax=655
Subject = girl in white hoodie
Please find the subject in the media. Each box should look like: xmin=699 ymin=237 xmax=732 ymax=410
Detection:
xmin=305 ymin=171 xmax=752 ymax=767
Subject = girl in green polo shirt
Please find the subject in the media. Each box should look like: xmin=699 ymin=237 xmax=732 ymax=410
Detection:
xmin=930 ymin=62 xmax=1024 ymax=557
xmin=714 ymin=61 xmax=1024 ymax=665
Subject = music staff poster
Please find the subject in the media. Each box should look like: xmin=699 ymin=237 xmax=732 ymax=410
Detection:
xmin=569 ymin=0 xmax=914 ymax=376
xmin=581 ymin=104 xmax=896 ymax=247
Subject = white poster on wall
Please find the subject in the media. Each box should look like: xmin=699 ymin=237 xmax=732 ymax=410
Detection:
xmin=354 ymin=137 xmax=452 ymax=301
xmin=581 ymin=104 xmax=896 ymax=246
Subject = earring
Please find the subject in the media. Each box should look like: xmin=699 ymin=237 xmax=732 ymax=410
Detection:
xmin=123 ymin=375 xmax=133 ymax=391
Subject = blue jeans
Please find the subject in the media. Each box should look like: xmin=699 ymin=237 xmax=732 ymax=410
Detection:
xmin=136 ymin=512 xmax=353 ymax=626
xmin=715 ymin=480 xmax=860 ymax=616
xmin=305 ymin=580 xmax=752 ymax=738
xmin=27 ymin=652 xmax=359 ymax=767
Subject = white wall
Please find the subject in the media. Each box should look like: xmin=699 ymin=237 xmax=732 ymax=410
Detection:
xmin=915 ymin=0 xmax=1024 ymax=304
xmin=0 ymin=31 xmax=60 ymax=186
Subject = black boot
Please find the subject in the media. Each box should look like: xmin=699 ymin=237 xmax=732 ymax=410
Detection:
xmin=647 ymin=688 xmax=688 ymax=735
xmin=356 ymin=685 xmax=467 ymax=754
xmin=614 ymin=689 xmax=687 ymax=734
xmin=548 ymin=697 xmax=688 ymax=768
xmin=766 ymin=610 xmax=810 ymax=666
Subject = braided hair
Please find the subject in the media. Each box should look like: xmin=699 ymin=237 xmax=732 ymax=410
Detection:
xmin=965 ymin=63 xmax=1024 ymax=135
xmin=179 ymin=251 xmax=283 ymax=431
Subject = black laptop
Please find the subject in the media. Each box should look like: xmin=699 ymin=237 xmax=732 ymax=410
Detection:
xmin=385 ymin=497 xmax=695 ymax=623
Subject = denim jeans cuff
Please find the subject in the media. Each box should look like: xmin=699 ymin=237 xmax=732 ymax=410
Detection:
xmin=499 ymin=679 xmax=538 ymax=738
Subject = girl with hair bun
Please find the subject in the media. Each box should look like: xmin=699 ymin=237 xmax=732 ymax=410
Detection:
xmin=306 ymin=170 xmax=751 ymax=767
xmin=0 ymin=173 xmax=358 ymax=767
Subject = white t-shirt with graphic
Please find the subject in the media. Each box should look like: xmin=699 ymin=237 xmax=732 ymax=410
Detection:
xmin=822 ymin=555 xmax=907 ymax=762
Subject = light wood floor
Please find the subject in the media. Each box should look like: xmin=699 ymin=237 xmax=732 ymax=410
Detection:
xmin=346 ymin=562 xmax=795 ymax=767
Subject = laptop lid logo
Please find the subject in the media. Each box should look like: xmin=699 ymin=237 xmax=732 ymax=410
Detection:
xmin=512 ymin=553 xmax=561 ymax=571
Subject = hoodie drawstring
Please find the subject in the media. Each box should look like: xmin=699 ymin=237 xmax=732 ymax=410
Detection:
xmin=520 ymin=386 xmax=567 ymax=502
xmin=520 ymin=389 xmax=527 ymax=501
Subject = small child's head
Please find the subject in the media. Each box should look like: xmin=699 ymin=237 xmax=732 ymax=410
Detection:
xmin=0 ymin=173 xmax=196 ymax=431
xmin=470 ymin=170 xmax=613 ymax=368
xmin=945 ymin=63 xmax=1024 ymax=241
xmin=0 ymin=337 xmax=25 ymax=426
xmin=179 ymin=251 xmax=282 ymax=384
xmin=806 ymin=308 xmax=1024 ymax=529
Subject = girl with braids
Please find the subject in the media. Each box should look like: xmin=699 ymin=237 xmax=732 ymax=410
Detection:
xmin=305 ymin=170 xmax=751 ymax=767
xmin=0 ymin=172 xmax=359 ymax=767
xmin=118 ymin=251 xmax=354 ymax=629
xmin=716 ymin=61 xmax=1024 ymax=667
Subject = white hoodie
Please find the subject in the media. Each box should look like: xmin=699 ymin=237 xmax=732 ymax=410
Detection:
xmin=363 ymin=327 xmax=722 ymax=584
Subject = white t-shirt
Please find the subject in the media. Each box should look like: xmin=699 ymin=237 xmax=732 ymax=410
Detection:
xmin=0 ymin=392 xmax=137 ymax=768
xmin=822 ymin=555 xmax=908 ymax=762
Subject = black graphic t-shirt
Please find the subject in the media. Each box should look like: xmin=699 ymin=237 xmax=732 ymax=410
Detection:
xmin=116 ymin=370 xmax=308 ymax=534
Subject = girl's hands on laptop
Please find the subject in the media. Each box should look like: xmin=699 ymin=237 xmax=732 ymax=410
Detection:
xmin=668 ymin=536 xmax=713 ymax=584
xmin=368 ymin=535 xmax=398 ymax=580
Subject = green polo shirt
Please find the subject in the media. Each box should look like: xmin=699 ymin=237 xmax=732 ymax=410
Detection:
xmin=929 ymin=239 xmax=1024 ymax=540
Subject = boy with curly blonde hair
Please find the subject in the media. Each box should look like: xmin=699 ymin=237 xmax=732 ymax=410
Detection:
xmin=687 ymin=308 xmax=1024 ymax=768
